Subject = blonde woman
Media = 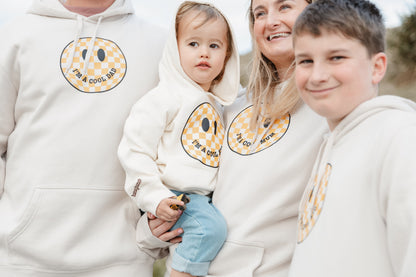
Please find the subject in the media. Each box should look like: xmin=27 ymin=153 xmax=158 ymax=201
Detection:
xmin=208 ymin=0 xmax=327 ymax=276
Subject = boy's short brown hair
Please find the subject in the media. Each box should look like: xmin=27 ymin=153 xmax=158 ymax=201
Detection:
xmin=293 ymin=0 xmax=385 ymax=57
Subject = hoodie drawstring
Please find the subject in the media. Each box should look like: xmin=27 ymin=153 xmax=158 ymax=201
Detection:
xmin=65 ymin=15 xmax=103 ymax=77
xmin=305 ymin=132 xmax=335 ymax=216
xmin=65 ymin=14 xmax=83 ymax=75
xmin=82 ymin=16 xmax=103 ymax=77
xmin=297 ymin=131 xmax=334 ymax=242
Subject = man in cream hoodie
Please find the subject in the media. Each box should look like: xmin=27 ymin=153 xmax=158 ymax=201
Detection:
xmin=0 ymin=0 xmax=181 ymax=276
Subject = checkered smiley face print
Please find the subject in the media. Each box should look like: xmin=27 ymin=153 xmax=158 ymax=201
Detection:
xmin=60 ymin=37 xmax=126 ymax=93
xmin=181 ymin=103 xmax=224 ymax=168
xmin=227 ymin=106 xmax=290 ymax=155
xmin=298 ymin=163 xmax=332 ymax=243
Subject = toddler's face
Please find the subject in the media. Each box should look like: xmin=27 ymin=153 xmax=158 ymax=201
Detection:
xmin=177 ymin=11 xmax=229 ymax=91
xmin=294 ymin=31 xmax=381 ymax=130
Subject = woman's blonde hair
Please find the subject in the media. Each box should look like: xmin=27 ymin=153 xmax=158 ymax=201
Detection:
xmin=247 ymin=0 xmax=312 ymax=129
xmin=176 ymin=1 xmax=234 ymax=88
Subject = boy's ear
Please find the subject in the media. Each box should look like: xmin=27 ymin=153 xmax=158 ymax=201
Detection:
xmin=371 ymin=52 xmax=387 ymax=85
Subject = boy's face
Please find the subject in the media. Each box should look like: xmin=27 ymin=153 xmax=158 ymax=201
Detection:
xmin=177 ymin=11 xmax=229 ymax=91
xmin=294 ymin=31 xmax=385 ymax=130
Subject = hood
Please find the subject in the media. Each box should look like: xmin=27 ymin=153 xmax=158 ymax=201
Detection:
xmin=303 ymin=95 xmax=416 ymax=211
xmin=158 ymin=2 xmax=240 ymax=106
xmin=27 ymin=0 xmax=135 ymax=78
xmin=330 ymin=95 xmax=416 ymax=147
xmin=27 ymin=0 xmax=134 ymax=21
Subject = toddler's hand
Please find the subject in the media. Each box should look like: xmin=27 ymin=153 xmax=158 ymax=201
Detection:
xmin=156 ymin=197 xmax=184 ymax=222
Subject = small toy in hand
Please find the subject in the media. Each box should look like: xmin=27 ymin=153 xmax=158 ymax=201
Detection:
xmin=170 ymin=194 xmax=190 ymax=211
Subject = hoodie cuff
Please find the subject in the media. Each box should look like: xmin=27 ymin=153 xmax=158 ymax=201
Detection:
xmin=137 ymin=214 xmax=173 ymax=251
xmin=138 ymin=183 xmax=176 ymax=216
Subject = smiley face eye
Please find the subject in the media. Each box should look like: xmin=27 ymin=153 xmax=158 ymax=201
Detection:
xmin=202 ymin=118 xmax=210 ymax=132
xmin=263 ymin=118 xmax=271 ymax=128
xmin=82 ymin=49 xmax=87 ymax=60
xmin=201 ymin=118 xmax=218 ymax=135
xmin=81 ymin=48 xmax=105 ymax=62
xmin=97 ymin=49 xmax=105 ymax=61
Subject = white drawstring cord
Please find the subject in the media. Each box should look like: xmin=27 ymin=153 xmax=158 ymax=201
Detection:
xmin=65 ymin=14 xmax=83 ymax=75
xmin=81 ymin=16 xmax=103 ymax=77
xmin=306 ymin=131 xmax=335 ymax=216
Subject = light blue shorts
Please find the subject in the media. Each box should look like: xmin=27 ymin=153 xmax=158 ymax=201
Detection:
xmin=170 ymin=191 xmax=227 ymax=276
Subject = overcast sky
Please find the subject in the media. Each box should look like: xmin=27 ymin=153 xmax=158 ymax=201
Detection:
xmin=1 ymin=0 xmax=414 ymax=54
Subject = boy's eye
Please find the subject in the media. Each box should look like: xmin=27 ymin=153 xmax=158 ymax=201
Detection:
xmin=279 ymin=4 xmax=291 ymax=11
xmin=331 ymin=56 xmax=345 ymax=61
xmin=210 ymin=43 xmax=220 ymax=49
xmin=189 ymin=42 xmax=199 ymax=47
xmin=297 ymin=59 xmax=313 ymax=65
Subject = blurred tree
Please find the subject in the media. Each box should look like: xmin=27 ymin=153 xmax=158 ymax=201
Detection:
xmin=387 ymin=1 xmax=416 ymax=83
xmin=153 ymin=258 xmax=166 ymax=277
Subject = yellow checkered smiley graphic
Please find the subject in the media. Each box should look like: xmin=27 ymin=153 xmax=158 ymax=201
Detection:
xmin=60 ymin=37 xmax=126 ymax=93
xmin=181 ymin=103 xmax=224 ymax=168
xmin=298 ymin=163 xmax=332 ymax=243
xmin=227 ymin=105 xmax=290 ymax=155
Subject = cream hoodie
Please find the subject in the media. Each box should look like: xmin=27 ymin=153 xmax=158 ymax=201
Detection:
xmin=133 ymin=81 xmax=328 ymax=276
xmin=289 ymin=95 xmax=416 ymax=277
xmin=118 ymin=5 xmax=240 ymax=216
xmin=201 ymin=91 xmax=327 ymax=277
xmin=0 ymin=0 xmax=167 ymax=276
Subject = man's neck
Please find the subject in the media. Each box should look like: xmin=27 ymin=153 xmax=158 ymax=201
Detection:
xmin=63 ymin=0 xmax=115 ymax=8
xmin=61 ymin=0 xmax=115 ymax=16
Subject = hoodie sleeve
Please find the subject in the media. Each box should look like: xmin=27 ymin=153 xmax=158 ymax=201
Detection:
xmin=379 ymin=121 xmax=416 ymax=277
xmin=0 ymin=32 xmax=19 ymax=199
xmin=135 ymin=215 xmax=172 ymax=259
xmin=118 ymin=88 xmax=177 ymax=216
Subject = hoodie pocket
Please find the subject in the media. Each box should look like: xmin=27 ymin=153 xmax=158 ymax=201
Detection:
xmin=207 ymin=240 xmax=264 ymax=276
xmin=7 ymin=187 xmax=140 ymax=271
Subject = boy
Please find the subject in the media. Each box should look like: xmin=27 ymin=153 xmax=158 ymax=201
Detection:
xmin=289 ymin=0 xmax=416 ymax=276
xmin=118 ymin=2 xmax=240 ymax=277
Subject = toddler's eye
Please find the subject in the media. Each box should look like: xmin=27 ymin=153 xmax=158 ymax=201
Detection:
xmin=189 ymin=42 xmax=199 ymax=47
xmin=210 ymin=43 xmax=220 ymax=49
